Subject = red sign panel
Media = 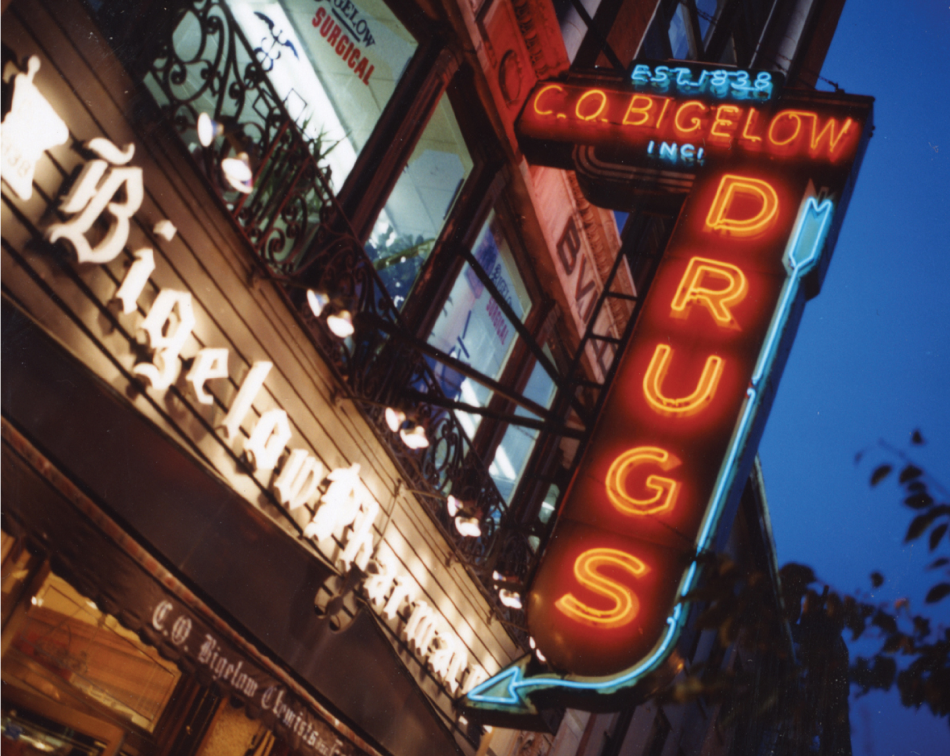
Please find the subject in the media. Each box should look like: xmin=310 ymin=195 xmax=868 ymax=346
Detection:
xmin=466 ymin=72 xmax=872 ymax=717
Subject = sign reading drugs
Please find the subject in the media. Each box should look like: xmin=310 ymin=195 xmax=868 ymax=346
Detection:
xmin=465 ymin=70 xmax=872 ymax=716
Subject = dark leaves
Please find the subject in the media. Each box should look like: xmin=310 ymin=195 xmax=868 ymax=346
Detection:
xmin=930 ymin=523 xmax=948 ymax=551
xmin=870 ymin=464 xmax=893 ymax=486
xmin=872 ymin=610 xmax=898 ymax=634
xmin=899 ymin=464 xmax=923 ymax=483
xmin=926 ymin=557 xmax=949 ymax=570
xmin=924 ymin=583 xmax=950 ymax=604
xmin=850 ymin=655 xmax=896 ymax=694
xmin=870 ymin=571 xmax=885 ymax=588
xmin=906 ymin=511 xmax=939 ymax=542
xmin=905 ymin=492 xmax=934 ymax=510
xmin=911 ymin=429 xmax=925 ymax=445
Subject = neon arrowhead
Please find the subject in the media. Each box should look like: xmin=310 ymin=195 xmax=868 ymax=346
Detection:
xmin=467 ymin=665 xmax=530 ymax=708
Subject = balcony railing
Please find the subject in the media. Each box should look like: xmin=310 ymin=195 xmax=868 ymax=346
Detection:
xmin=133 ymin=0 xmax=536 ymax=642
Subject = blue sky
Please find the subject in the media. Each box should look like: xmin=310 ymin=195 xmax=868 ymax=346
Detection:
xmin=757 ymin=2 xmax=950 ymax=754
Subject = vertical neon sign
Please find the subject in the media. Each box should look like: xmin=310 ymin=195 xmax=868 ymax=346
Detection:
xmin=466 ymin=82 xmax=871 ymax=716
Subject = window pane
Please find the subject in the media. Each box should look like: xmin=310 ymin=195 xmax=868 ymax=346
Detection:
xmin=488 ymin=357 xmax=557 ymax=503
xmin=427 ymin=212 xmax=530 ymax=438
xmin=668 ymin=3 xmax=691 ymax=59
xmin=6 ymin=574 xmax=180 ymax=731
xmin=229 ymin=0 xmax=418 ymax=191
xmin=367 ymin=95 xmax=474 ymax=305
xmin=696 ymin=0 xmax=724 ymax=44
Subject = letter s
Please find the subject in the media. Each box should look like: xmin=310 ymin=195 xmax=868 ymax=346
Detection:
xmin=555 ymin=548 xmax=648 ymax=628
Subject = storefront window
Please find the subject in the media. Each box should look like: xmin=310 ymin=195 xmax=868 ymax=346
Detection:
xmin=488 ymin=355 xmax=557 ymax=503
xmin=3 ymin=573 xmax=180 ymax=732
xmin=427 ymin=212 xmax=530 ymax=439
xmin=366 ymin=94 xmax=473 ymax=304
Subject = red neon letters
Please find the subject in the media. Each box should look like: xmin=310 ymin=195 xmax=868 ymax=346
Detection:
xmin=529 ymin=170 xmax=795 ymax=676
xmin=520 ymin=83 xmax=859 ymax=162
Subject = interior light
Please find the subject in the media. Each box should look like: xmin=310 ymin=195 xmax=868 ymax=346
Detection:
xmin=385 ymin=407 xmax=406 ymax=433
xmin=446 ymin=495 xmax=462 ymax=517
xmin=529 ymin=636 xmax=536 ymax=649
xmin=455 ymin=516 xmax=482 ymax=538
xmin=197 ymin=112 xmax=225 ymax=147
xmin=326 ymin=310 xmax=355 ymax=338
xmin=221 ymin=152 xmax=253 ymax=194
xmin=400 ymin=424 xmax=429 ymax=450
xmin=498 ymin=589 xmax=522 ymax=609
xmin=535 ymin=647 xmax=547 ymax=663
xmin=306 ymin=288 xmax=330 ymax=318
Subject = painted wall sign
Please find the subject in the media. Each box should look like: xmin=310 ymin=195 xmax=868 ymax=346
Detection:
xmin=465 ymin=71 xmax=872 ymax=717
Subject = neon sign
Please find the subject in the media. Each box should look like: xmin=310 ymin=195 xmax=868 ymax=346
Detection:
xmin=517 ymin=77 xmax=862 ymax=175
xmin=630 ymin=62 xmax=780 ymax=103
xmin=466 ymin=68 xmax=872 ymax=717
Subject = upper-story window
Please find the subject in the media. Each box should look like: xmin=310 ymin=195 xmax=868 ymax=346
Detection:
xmin=365 ymin=93 xmax=473 ymax=305
xmin=228 ymin=0 xmax=418 ymax=191
xmin=427 ymin=211 xmax=531 ymax=439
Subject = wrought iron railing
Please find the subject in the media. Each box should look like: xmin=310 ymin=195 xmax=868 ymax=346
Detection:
xmin=134 ymin=0 xmax=535 ymax=641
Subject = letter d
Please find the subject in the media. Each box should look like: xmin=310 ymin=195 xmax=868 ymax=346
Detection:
xmin=705 ymin=174 xmax=779 ymax=238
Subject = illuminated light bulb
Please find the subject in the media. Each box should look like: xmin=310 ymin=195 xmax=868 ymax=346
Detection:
xmin=492 ymin=570 xmax=503 ymax=582
xmin=498 ymin=589 xmax=522 ymax=609
xmin=326 ymin=310 xmax=354 ymax=338
xmin=221 ymin=152 xmax=253 ymax=194
xmin=306 ymin=289 xmax=330 ymax=318
xmin=197 ymin=112 xmax=225 ymax=147
xmin=385 ymin=407 xmax=406 ymax=433
xmin=399 ymin=424 xmax=429 ymax=450
xmin=535 ymin=648 xmax=546 ymax=663
xmin=529 ymin=636 xmax=536 ymax=649
xmin=446 ymin=495 xmax=462 ymax=517
xmin=454 ymin=516 xmax=482 ymax=538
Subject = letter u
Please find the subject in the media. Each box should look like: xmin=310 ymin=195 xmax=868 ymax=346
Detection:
xmin=642 ymin=344 xmax=723 ymax=416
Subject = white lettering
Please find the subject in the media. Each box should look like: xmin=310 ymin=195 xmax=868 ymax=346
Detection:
xmin=151 ymin=600 xmax=172 ymax=631
xmin=304 ymin=463 xmax=361 ymax=541
xmin=133 ymin=289 xmax=195 ymax=389
xmin=273 ymin=449 xmax=324 ymax=510
xmin=382 ymin=577 xmax=414 ymax=621
xmin=245 ymin=409 xmax=291 ymax=471
xmin=113 ymin=248 xmax=155 ymax=314
xmin=47 ymin=139 xmax=142 ymax=264
xmin=186 ymin=348 xmax=229 ymax=405
xmin=403 ymin=601 xmax=438 ymax=655
xmin=363 ymin=552 xmax=397 ymax=607
xmin=218 ymin=361 xmax=272 ymax=441
xmin=428 ymin=631 xmax=466 ymax=694
xmin=338 ymin=495 xmax=379 ymax=571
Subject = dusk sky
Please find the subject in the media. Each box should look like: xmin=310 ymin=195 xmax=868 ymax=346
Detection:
xmin=757 ymin=2 xmax=950 ymax=754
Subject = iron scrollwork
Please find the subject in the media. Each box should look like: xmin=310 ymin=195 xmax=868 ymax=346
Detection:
xmin=140 ymin=0 xmax=534 ymax=642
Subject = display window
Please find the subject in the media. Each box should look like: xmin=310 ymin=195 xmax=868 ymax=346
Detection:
xmin=427 ymin=211 xmax=531 ymax=439
xmin=228 ymin=0 xmax=418 ymax=191
xmin=366 ymin=91 xmax=474 ymax=304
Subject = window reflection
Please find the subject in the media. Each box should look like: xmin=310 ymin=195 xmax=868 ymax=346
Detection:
xmin=367 ymin=95 xmax=473 ymax=304
xmin=427 ymin=212 xmax=530 ymax=438
xmin=488 ymin=356 xmax=557 ymax=503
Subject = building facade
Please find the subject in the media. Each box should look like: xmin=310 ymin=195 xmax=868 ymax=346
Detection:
xmin=2 ymin=1 xmax=855 ymax=755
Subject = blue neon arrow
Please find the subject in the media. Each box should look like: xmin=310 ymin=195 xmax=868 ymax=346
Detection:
xmin=467 ymin=194 xmax=835 ymax=711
